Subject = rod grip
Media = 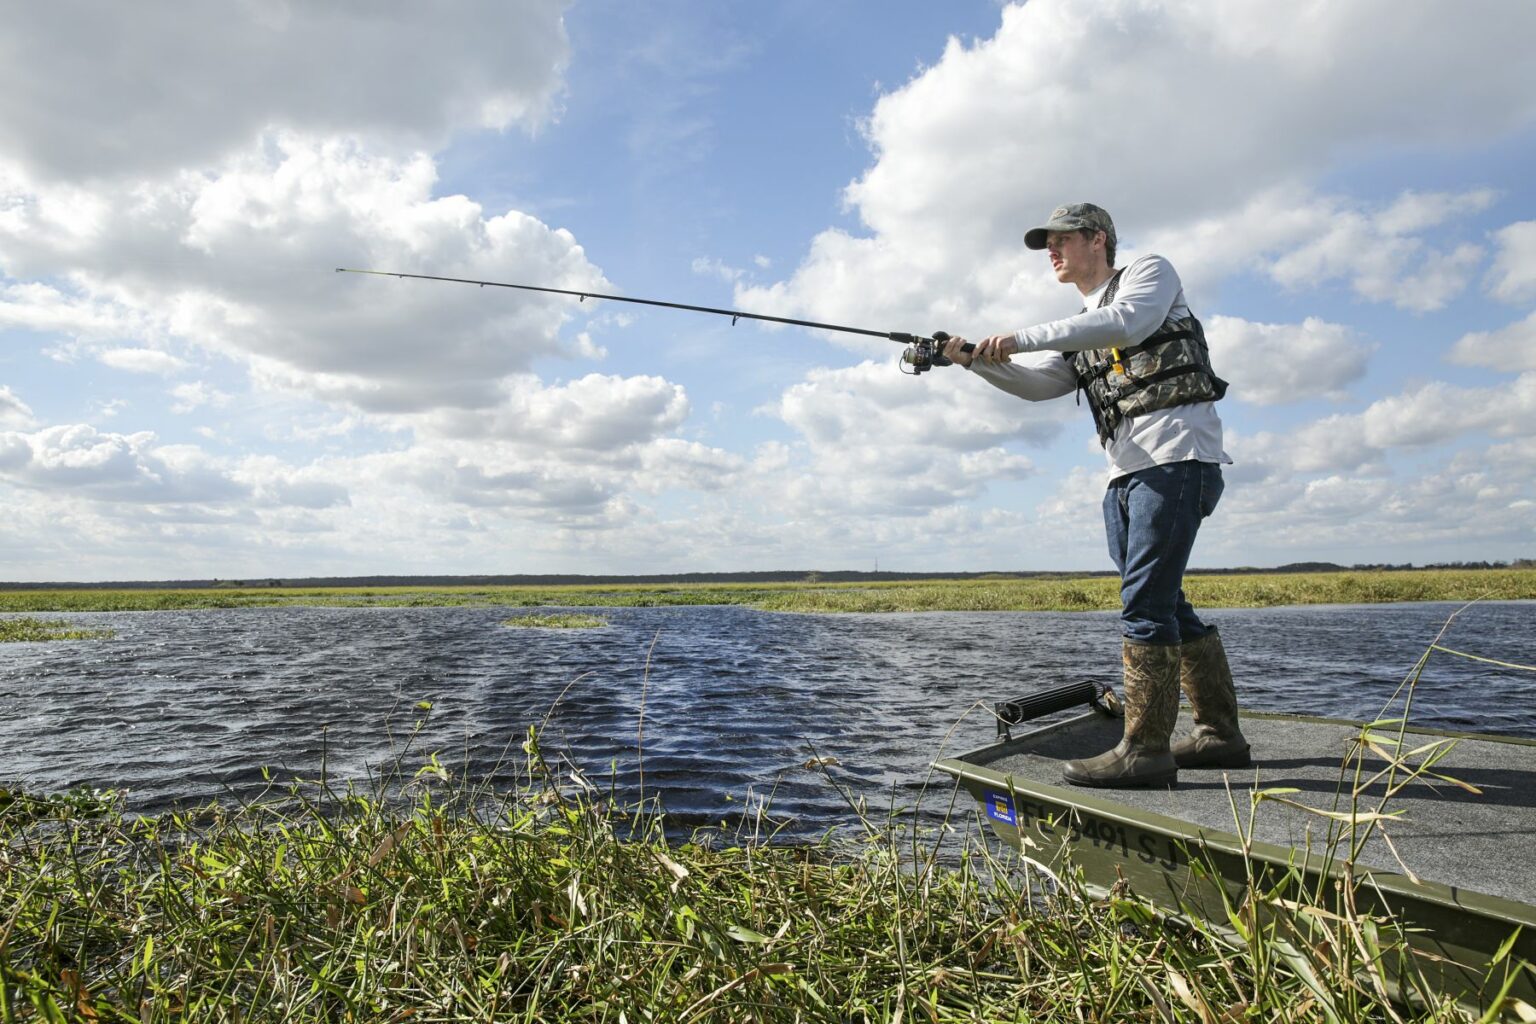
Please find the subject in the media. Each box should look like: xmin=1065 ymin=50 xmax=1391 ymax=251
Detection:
xmin=930 ymin=330 xmax=976 ymax=354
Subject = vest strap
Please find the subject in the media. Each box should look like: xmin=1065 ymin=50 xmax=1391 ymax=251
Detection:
xmin=1105 ymin=362 xmax=1214 ymax=398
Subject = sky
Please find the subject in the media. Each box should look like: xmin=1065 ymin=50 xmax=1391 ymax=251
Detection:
xmin=2 ymin=0 xmax=1535 ymax=582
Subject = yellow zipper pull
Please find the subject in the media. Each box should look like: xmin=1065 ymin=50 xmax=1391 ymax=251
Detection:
xmin=1110 ymin=347 xmax=1124 ymax=376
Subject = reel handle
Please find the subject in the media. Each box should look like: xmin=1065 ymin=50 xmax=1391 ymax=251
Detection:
xmin=928 ymin=330 xmax=974 ymax=367
xmin=898 ymin=330 xmax=976 ymax=374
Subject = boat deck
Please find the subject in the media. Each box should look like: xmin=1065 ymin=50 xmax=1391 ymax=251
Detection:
xmin=969 ymin=711 xmax=1536 ymax=908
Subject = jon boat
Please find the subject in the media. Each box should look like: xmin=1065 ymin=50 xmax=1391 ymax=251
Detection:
xmin=934 ymin=682 xmax=1536 ymax=1011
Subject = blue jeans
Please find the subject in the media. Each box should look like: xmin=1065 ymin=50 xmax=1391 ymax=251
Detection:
xmin=1102 ymin=460 xmax=1224 ymax=646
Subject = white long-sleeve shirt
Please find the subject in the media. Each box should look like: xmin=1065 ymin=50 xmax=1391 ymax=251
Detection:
xmin=969 ymin=253 xmax=1231 ymax=482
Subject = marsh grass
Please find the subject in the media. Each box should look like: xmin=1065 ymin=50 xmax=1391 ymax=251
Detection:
xmin=2 ymin=735 xmax=1066 ymax=1023
xmin=0 ymin=569 xmax=1533 ymax=616
xmin=0 ymin=616 xmax=114 ymax=642
xmin=501 ymin=613 xmax=608 ymax=629
xmin=3 ymin=730 xmax=1525 ymax=1021
xmin=748 ymin=569 xmax=1536 ymax=614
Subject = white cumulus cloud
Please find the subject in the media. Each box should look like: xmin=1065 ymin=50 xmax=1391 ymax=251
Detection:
xmin=0 ymin=385 xmax=36 ymax=429
xmin=1264 ymin=190 xmax=1494 ymax=312
xmin=233 ymin=456 xmax=350 ymax=511
xmin=412 ymin=372 xmax=690 ymax=448
xmin=1204 ymin=456 xmax=1536 ymax=566
xmin=1228 ymin=373 xmax=1536 ymax=484
xmin=1 ymin=138 xmax=611 ymax=415
xmin=691 ymin=256 xmax=743 ymax=283
xmin=169 ymin=382 xmax=234 ymax=414
xmin=98 ymin=348 xmax=188 ymax=376
xmin=0 ymin=1 xmax=571 ymax=182
xmin=1449 ymin=310 xmax=1536 ymax=373
xmin=0 ymin=281 xmax=156 ymax=342
xmin=1205 ymin=315 xmax=1374 ymax=405
xmin=0 ymin=424 xmax=246 ymax=504
xmin=759 ymin=360 xmax=1064 ymax=516
xmin=1486 ymin=220 xmax=1536 ymax=304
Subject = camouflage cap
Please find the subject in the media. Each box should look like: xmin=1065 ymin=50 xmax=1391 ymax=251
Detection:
xmin=1024 ymin=203 xmax=1116 ymax=250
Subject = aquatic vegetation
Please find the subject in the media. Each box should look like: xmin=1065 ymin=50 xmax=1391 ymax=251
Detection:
xmin=1 ymin=567 xmax=1533 ymax=615
xmin=751 ymin=569 xmax=1536 ymax=613
xmin=501 ymin=612 xmax=608 ymax=629
xmin=0 ymin=615 xmax=114 ymax=642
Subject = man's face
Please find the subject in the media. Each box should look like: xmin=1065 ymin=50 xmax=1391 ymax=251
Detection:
xmin=1045 ymin=229 xmax=1103 ymax=285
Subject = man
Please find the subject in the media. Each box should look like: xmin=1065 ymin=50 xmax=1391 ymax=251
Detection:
xmin=943 ymin=203 xmax=1248 ymax=788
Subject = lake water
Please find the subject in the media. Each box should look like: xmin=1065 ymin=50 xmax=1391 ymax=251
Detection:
xmin=7 ymin=601 xmax=1534 ymax=837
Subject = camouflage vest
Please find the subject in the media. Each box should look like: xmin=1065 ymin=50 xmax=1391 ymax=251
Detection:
xmin=1065 ymin=269 xmax=1228 ymax=447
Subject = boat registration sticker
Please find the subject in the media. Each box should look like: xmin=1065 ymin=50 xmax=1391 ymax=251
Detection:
xmin=983 ymin=790 xmax=1017 ymax=826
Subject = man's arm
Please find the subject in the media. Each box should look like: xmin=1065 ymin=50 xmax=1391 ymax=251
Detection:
xmin=970 ymin=353 xmax=1077 ymax=400
xmin=943 ymin=336 xmax=1076 ymax=400
xmin=1012 ymin=254 xmax=1182 ymax=354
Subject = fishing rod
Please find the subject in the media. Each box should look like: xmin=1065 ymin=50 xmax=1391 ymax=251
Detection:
xmin=334 ymin=267 xmax=972 ymax=374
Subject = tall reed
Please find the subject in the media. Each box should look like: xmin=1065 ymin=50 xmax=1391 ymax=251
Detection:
xmin=1 ymin=740 xmax=1517 ymax=1020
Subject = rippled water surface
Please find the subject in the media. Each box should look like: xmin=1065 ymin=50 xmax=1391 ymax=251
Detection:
xmin=7 ymin=601 xmax=1534 ymax=835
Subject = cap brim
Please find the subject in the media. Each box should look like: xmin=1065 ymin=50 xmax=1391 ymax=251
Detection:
xmin=1023 ymin=226 xmax=1051 ymax=250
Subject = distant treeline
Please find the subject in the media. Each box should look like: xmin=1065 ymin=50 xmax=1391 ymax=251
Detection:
xmin=2 ymin=558 xmax=1531 ymax=591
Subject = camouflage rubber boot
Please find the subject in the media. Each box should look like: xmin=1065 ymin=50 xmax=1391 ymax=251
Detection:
xmin=1062 ymin=639 xmax=1180 ymax=788
xmin=1171 ymin=627 xmax=1250 ymax=769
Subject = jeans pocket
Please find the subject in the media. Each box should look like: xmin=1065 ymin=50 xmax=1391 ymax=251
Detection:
xmin=1199 ymin=463 xmax=1224 ymax=519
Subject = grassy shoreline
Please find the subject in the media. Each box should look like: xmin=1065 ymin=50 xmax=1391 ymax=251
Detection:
xmin=1 ymin=758 xmax=1498 ymax=1022
xmin=1 ymin=567 xmax=1533 ymax=614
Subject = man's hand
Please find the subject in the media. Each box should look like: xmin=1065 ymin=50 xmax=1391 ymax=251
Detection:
xmin=942 ymin=335 xmax=975 ymax=367
xmin=972 ymin=333 xmax=1019 ymax=365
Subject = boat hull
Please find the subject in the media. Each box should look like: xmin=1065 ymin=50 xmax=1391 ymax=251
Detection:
xmin=935 ymin=709 xmax=1536 ymax=1009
